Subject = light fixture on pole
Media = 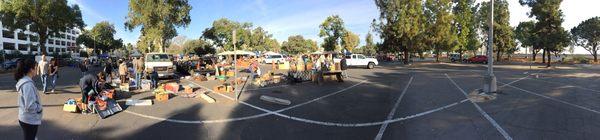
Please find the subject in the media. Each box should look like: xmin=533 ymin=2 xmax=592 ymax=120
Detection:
xmin=483 ymin=0 xmax=497 ymax=94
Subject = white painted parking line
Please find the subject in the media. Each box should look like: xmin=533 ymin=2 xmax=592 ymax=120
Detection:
xmin=124 ymin=80 xmax=366 ymax=124
xmin=374 ymin=76 xmax=413 ymax=140
xmin=445 ymin=74 xmax=513 ymax=140
xmin=527 ymin=78 xmax=600 ymax=93
xmin=125 ymin=78 xmax=470 ymax=127
xmin=500 ymin=81 xmax=600 ymax=114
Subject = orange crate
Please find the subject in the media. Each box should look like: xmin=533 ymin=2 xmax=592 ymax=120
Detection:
xmin=213 ymin=85 xmax=227 ymax=93
xmin=155 ymin=94 xmax=169 ymax=101
xmin=184 ymin=86 xmax=193 ymax=94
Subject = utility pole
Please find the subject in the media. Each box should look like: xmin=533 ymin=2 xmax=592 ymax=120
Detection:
xmin=233 ymin=30 xmax=240 ymax=100
xmin=483 ymin=0 xmax=497 ymax=94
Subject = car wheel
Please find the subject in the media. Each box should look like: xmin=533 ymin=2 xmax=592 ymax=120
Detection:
xmin=483 ymin=61 xmax=488 ymax=64
xmin=277 ymin=60 xmax=281 ymax=64
xmin=367 ymin=62 xmax=375 ymax=69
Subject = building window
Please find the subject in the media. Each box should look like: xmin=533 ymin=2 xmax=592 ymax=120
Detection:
xmin=67 ymin=42 xmax=71 ymax=46
xmin=18 ymin=44 xmax=28 ymax=51
xmin=3 ymin=42 xmax=15 ymax=50
xmin=17 ymin=32 xmax=27 ymax=40
xmin=61 ymin=34 xmax=66 ymax=39
xmin=61 ymin=48 xmax=66 ymax=52
xmin=48 ymin=47 xmax=54 ymax=52
xmin=61 ymin=41 xmax=66 ymax=46
xmin=30 ymin=45 xmax=38 ymax=52
xmin=30 ymin=35 xmax=39 ymax=42
xmin=48 ymin=39 xmax=54 ymax=45
xmin=2 ymin=30 xmax=14 ymax=39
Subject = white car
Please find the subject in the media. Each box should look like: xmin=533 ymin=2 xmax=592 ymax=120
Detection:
xmin=263 ymin=54 xmax=286 ymax=64
xmin=335 ymin=54 xmax=379 ymax=69
xmin=145 ymin=53 xmax=176 ymax=78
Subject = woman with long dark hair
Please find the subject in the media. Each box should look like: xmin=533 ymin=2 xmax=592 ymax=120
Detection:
xmin=14 ymin=59 xmax=43 ymax=140
xmin=48 ymin=58 xmax=59 ymax=93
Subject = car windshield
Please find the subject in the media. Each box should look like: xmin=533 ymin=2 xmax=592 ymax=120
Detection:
xmin=269 ymin=55 xmax=281 ymax=58
xmin=146 ymin=54 xmax=172 ymax=62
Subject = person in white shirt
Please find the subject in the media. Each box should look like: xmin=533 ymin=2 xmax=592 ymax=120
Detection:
xmin=37 ymin=55 xmax=49 ymax=94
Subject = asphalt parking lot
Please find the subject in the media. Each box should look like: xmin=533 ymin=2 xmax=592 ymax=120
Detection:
xmin=2 ymin=62 xmax=600 ymax=140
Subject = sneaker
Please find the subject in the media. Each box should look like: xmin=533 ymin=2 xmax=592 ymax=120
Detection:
xmin=51 ymin=90 xmax=55 ymax=93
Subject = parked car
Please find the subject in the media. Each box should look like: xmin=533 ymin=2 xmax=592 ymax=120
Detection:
xmin=145 ymin=53 xmax=176 ymax=78
xmin=467 ymin=55 xmax=488 ymax=64
xmin=263 ymin=54 xmax=286 ymax=64
xmin=335 ymin=54 xmax=379 ymax=69
xmin=449 ymin=54 xmax=466 ymax=62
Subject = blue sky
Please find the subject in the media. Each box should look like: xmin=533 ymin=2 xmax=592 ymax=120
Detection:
xmin=68 ymin=0 xmax=380 ymax=46
xmin=69 ymin=0 xmax=600 ymax=53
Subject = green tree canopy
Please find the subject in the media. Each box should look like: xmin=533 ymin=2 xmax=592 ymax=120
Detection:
xmin=452 ymin=0 xmax=478 ymax=58
xmin=342 ymin=31 xmax=360 ymax=52
xmin=319 ymin=15 xmax=346 ymax=51
xmin=478 ymin=0 xmax=515 ymax=61
xmin=202 ymin=18 xmax=253 ymax=51
xmin=182 ymin=39 xmax=215 ymax=55
xmin=362 ymin=32 xmax=377 ymax=56
xmin=281 ymin=35 xmax=316 ymax=55
xmin=520 ymin=0 xmax=569 ymax=66
xmin=425 ymin=0 xmax=455 ymax=62
xmin=373 ymin=0 xmax=425 ymax=63
xmin=125 ymin=0 xmax=192 ymax=53
xmin=0 ymin=0 xmax=85 ymax=55
xmin=571 ymin=17 xmax=600 ymax=62
xmin=515 ymin=21 xmax=542 ymax=60
xmin=76 ymin=21 xmax=122 ymax=55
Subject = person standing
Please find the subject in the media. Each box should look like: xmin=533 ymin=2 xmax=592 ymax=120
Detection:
xmin=38 ymin=55 xmax=49 ymax=94
xmin=104 ymin=59 xmax=113 ymax=82
xmin=79 ymin=59 xmax=88 ymax=75
xmin=118 ymin=59 xmax=127 ymax=84
xmin=48 ymin=58 xmax=59 ymax=93
xmin=133 ymin=57 xmax=145 ymax=90
xmin=340 ymin=55 xmax=348 ymax=78
xmin=15 ymin=59 xmax=43 ymax=140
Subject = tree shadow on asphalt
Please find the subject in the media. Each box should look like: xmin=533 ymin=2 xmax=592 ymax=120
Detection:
xmin=121 ymin=104 xmax=209 ymax=139
xmin=210 ymin=68 xmax=414 ymax=139
xmin=0 ymin=119 xmax=119 ymax=139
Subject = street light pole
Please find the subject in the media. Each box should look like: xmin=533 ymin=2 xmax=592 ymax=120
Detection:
xmin=233 ymin=30 xmax=239 ymax=100
xmin=484 ymin=0 xmax=497 ymax=94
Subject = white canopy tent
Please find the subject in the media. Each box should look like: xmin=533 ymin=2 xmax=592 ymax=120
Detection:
xmin=262 ymin=51 xmax=281 ymax=56
xmin=217 ymin=50 xmax=256 ymax=56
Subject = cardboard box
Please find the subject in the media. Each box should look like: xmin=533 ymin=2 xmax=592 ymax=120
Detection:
xmin=184 ymin=86 xmax=193 ymax=94
xmin=155 ymin=93 xmax=169 ymax=101
xmin=226 ymin=71 xmax=235 ymax=77
xmin=213 ymin=85 xmax=227 ymax=93
xmin=120 ymin=83 xmax=130 ymax=92
xmin=63 ymin=104 xmax=78 ymax=112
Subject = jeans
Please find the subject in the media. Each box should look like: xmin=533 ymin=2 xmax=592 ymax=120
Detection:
xmin=40 ymin=74 xmax=48 ymax=92
xmin=135 ymin=72 xmax=142 ymax=89
xmin=151 ymin=78 xmax=158 ymax=89
xmin=50 ymin=74 xmax=57 ymax=91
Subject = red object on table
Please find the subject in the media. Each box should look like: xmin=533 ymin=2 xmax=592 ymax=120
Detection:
xmin=164 ymin=83 xmax=179 ymax=93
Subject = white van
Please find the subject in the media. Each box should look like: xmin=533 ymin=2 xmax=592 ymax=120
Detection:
xmin=263 ymin=54 xmax=286 ymax=64
xmin=145 ymin=53 xmax=176 ymax=78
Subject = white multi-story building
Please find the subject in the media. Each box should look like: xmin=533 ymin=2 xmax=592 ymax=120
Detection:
xmin=1 ymin=21 xmax=81 ymax=55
